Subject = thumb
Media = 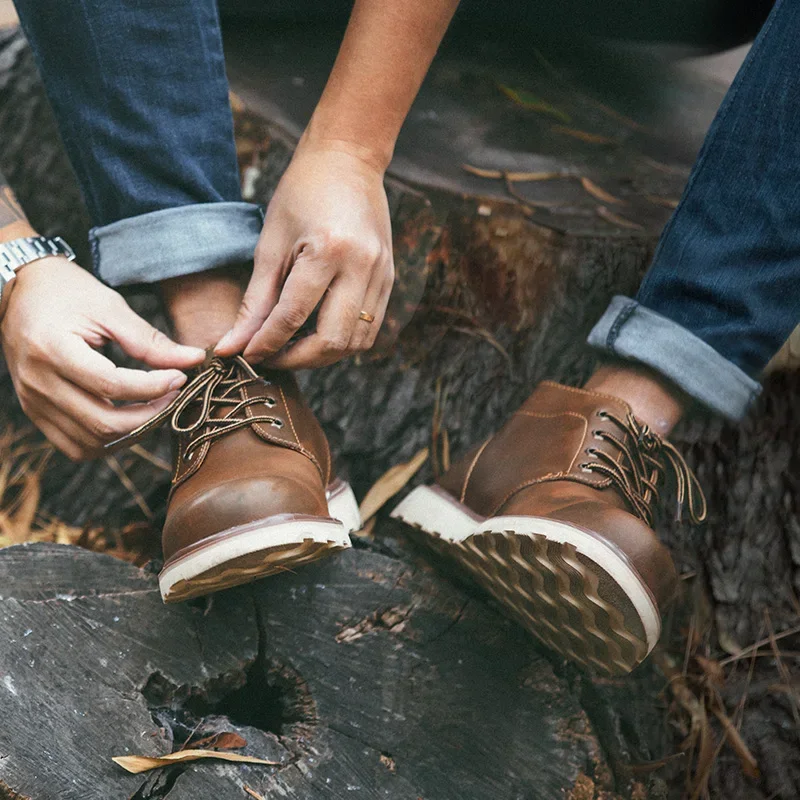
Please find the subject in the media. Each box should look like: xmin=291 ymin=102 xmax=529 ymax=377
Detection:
xmin=110 ymin=301 xmax=206 ymax=369
xmin=215 ymin=240 xmax=284 ymax=356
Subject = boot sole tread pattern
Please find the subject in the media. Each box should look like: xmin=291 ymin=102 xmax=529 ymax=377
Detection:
xmin=162 ymin=538 xmax=348 ymax=603
xmin=395 ymin=508 xmax=651 ymax=676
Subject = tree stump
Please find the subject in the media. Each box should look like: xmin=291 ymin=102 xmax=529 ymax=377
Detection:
xmin=0 ymin=22 xmax=798 ymax=800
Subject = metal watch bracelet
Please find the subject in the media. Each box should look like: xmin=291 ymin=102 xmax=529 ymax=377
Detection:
xmin=0 ymin=235 xmax=76 ymax=284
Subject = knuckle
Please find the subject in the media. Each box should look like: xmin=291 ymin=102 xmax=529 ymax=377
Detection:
xmin=360 ymin=239 xmax=384 ymax=264
xmin=97 ymin=374 xmax=121 ymax=398
xmin=147 ymin=325 xmax=168 ymax=348
xmin=64 ymin=446 xmax=84 ymax=463
xmin=22 ymin=333 xmax=49 ymax=362
xmin=89 ymin=417 xmax=117 ymax=441
xmin=277 ymin=304 xmax=308 ymax=332
xmin=320 ymin=334 xmax=350 ymax=353
xmin=321 ymin=231 xmax=359 ymax=260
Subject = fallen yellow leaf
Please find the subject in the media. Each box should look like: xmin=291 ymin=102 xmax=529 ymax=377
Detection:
xmin=645 ymin=194 xmax=680 ymax=210
xmin=580 ymin=177 xmax=624 ymax=206
xmin=462 ymin=164 xmax=570 ymax=182
xmin=596 ymin=206 xmax=644 ymax=231
xmin=112 ymin=749 xmax=280 ymax=774
xmin=551 ymin=126 xmax=619 ymax=145
xmin=359 ymin=448 xmax=429 ymax=524
xmin=499 ymin=85 xmax=570 ymax=123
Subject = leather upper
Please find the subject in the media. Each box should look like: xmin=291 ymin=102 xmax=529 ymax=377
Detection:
xmin=438 ymin=381 xmax=695 ymax=606
xmin=161 ymin=360 xmax=332 ymax=562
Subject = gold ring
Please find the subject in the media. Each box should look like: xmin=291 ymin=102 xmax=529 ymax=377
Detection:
xmin=358 ymin=311 xmax=375 ymax=324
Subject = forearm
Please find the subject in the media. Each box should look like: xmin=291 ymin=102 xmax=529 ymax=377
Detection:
xmin=0 ymin=170 xmax=36 ymax=243
xmin=304 ymin=0 xmax=461 ymax=170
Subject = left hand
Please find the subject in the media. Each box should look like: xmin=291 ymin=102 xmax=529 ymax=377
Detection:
xmin=215 ymin=139 xmax=395 ymax=368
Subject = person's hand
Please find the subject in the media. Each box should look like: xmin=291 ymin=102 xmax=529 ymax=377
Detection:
xmin=215 ymin=140 xmax=395 ymax=368
xmin=1 ymin=258 xmax=205 ymax=460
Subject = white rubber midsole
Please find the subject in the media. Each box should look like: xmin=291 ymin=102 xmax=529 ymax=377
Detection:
xmin=327 ymin=479 xmax=362 ymax=534
xmin=391 ymin=485 xmax=482 ymax=542
xmin=160 ymin=480 xmax=361 ymax=600
xmin=391 ymin=484 xmax=660 ymax=653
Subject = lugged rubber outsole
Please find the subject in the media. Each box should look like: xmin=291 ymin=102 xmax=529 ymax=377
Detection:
xmin=392 ymin=485 xmax=657 ymax=676
xmin=162 ymin=533 xmax=350 ymax=603
xmin=160 ymin=479 xmax=361 ymax=604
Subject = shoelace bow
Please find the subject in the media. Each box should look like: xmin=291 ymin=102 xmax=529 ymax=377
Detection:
xmin=107 ymin=355 xmax=284 ymax=460
xmin=581 ymin=410 xmax=707 ymax=527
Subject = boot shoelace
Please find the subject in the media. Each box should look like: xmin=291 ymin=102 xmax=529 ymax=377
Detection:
xmin=579 ymin=410 xmax=707 ymax=527
xmin=107 ymin=356 xmax=284 ymax=461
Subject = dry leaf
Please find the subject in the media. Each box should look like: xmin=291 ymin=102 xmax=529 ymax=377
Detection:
xmin=645 ymin=194 xmax=680 ymax=210
xmin=359 ymin=448 xmax=429 ymax=523
xmin=499 ymin=85 xmax=570 ymax=123
xmin=189 ymin=731 xmax=247 ymax=751
xmin=113 ymin=749 xmax=279 ymax=774
xmin=462 ymin=164 xmax=570 ymax=182
xmin=580 ymin=177 xmax=624 ymax=205
xmin=596 ymin=206 xmax=643 ymax=231
xmin=551 ymin=125 xmax=618 ymax=145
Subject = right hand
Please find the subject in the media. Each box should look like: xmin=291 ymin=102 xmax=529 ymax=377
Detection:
xmin=0 ymin=258 xmax=206 ymax=460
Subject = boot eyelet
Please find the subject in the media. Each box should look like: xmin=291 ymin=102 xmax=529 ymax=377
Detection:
xmin=592 ymin=430 xmax=604 ymax=439
xmin=265 ymin=397 xmax=277 ymax=407
xmin=579 ymin=462 xmax=592 ymax=472
xmin=271 ymin=419 xmax=284 ymax=429
xmin=587 ymin=447 xmax=598 ymax=457
xmin=596 ymin=410 xmax=609 ymax=419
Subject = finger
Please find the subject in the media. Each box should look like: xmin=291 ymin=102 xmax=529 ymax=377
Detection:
xmin=52 ymin=382 xmax=182 ymax=446
xmin=57 ymin=337 xmax=188 ymax=402
xmin=215 ymin=242 xmax=285 ymax=356
xmin=268 ymin=277 xmax=367 ymax=370
xmin=108 ymin=299 xmax=206 ymax=368
xmin=243 ymin=261 xmax=333 ymax=363
xmin=34 ymin=398 xmax=107 ymax=455
xmin=35 ymin=417 xmax=87 ymax=462
xmin=347 ymin=263 xmax=394 ymax=352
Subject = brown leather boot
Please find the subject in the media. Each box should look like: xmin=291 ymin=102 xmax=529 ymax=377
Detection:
xmin=392 ymin=381 xmax=706 ymax=675
xmin=111 ymin=356 xmax=360 ymax=603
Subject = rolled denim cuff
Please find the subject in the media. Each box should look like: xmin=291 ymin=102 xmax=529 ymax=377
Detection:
xmin=587 ymin=296 xmax=762 ymax=420
xmin=89 ymin=202 xmax=264 ymax=287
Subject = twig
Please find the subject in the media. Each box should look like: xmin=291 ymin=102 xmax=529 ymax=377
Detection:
xmin=105 ymin=455 xmax=153 ymax=520
xmin=764 ymin=610 xmax=800 ymax=729
xmin=129 ymin=444 xmax=171 ymax=473
xmin=719 ymin=621 xmax=800 ymax=666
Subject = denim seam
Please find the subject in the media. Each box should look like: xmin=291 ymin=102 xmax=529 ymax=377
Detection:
xmin=89 ymin=231 xmax=100 ymax=278
xmin=605 ymin=300 xmax=638 ymax=354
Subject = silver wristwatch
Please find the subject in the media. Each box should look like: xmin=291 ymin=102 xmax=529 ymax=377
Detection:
xmin=0 ymin=235 xmax=76 ymax=297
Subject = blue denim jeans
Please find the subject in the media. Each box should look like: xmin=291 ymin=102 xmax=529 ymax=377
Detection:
xmin=14 ymin=0 xmax=264 ymax=284
xmin=589 ymin=0 xmax=800 ymax=419
xmin=14 ymin=0 xmax=799 ymax=421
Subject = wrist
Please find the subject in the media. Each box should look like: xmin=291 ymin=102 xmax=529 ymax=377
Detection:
xmin=300 ymin=115 xmax=393 ymax=174
xmin=0 ymin=221 xmax=38 ymax=245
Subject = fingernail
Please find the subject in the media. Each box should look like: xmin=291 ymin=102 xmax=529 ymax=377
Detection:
xmin=168 ymin=374 xmax=187 ymax=391
xmin=215 ymin=331 xmax=234 ymax=353
xmin=181 ymin=345 xmax=207 ymax=359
